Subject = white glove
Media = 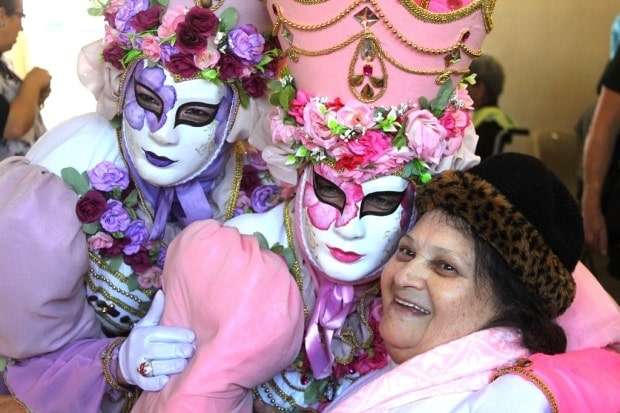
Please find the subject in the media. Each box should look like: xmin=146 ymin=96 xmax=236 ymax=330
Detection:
xmin=118 ymin=290 xmax=196 ymax=392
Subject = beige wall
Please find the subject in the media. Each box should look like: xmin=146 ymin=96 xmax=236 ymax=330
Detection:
xmin=484 ymin=1 xmax=618 ymax=134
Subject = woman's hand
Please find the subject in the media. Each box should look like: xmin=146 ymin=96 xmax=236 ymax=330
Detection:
xmin=117 ymin=291 xmax=196 ymax=391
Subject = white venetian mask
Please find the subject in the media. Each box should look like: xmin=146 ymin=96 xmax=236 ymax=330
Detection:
xmin=300 ymin=165 xmax=415 ymax=283
xmin=122 ymin=61 xmax=229 ymax=187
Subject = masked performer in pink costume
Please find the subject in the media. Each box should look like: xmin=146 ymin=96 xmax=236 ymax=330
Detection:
xmin=0 ymin=0 xmax=286 ymax=411
xmin=133 ymin=0 xmax=620 ymax=411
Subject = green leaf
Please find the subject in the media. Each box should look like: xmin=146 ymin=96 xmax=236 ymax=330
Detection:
xmin=127 ymin=208 xmax=138 ymax=220
xmin=392 ymin=127 xmax=407 ymax=150
xmin=282 ymin=248 xmax=296 ymax=269
xmin=303 ymin=380 xmax=321 ymax=405
xmin=430 ymin=79 xmax=455 ymax=116
xmin=126 ymin=275 xmax=140 ymax=292
xmin=124 ymin=190 xmax=139 ymax=208
xmin=111 ymin=188 xmax=123 ymax=200
xmin=219 ymin=8 xmax=239 ymax=32
xmin=270 ymin=244 xmax=284 ymax=255
xmin=268 ymin=80 xmax=283 ymax=93
xmin=82 ymin=223 xmax=100 ymax=235
xmin=254 ymin=232 xmax=270 ymax=250
xmin=112 ymin=231 xmax=125 ymax=239
xmin=418 ymin=96 xmax=430 ymax=110
xmin=122 ymin=49 xmax=143 ymax=67
xmin=201 ymin=69 xmax=219 ymax=81
xmin=108 ymin=256 xmax=123 ymax=273
xmin=420 ymin=172 xmax=432 ymax=184
xmin=279 ymin=85 xmax=295 ymax=111
xmin=87 ymin=7 xmax=103 ymax=16
xmin=237 ymin=85 xmax=250 ymax=109
xmin=0 ymin=357 xmax=6 ymax=372
xmin=155 ymin=0 xmax=169 ymax=6
xmin=402 ymin=161 xmax=415 ymax=179
xmin=295 ymin=146 xmax=310 ymax=158
xmin=61 ymin=167 xmax=90 ymax=195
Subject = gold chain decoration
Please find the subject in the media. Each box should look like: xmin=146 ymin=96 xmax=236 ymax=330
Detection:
xmin=284 ymin=202 xmax=310 ymax=319
xmin=399 ymin=0 xmax=496 ymax=32
xmin=293 ymin=0 xmax=330 ymax=4
xmin=274 ymin=0 xmax=482 ymax=56
xmin=224 ymin=141 xmax=246 ymax=220
xmin=491 ymin=362 xmax=559 ymax=413
xmin=101 ymin=337 xmax=127 ymax=393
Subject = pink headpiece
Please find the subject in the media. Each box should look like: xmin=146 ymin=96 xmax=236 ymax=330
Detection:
xmin=261 ymin=0 xmax=494 ymax=185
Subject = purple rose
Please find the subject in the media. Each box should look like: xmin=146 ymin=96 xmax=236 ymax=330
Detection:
xmin=185 ymin=6 xmax=219 ymax=35
xmin=166 ymin=53 xmax=199 ymax=78
xmin=102 ymin=43 xmax=125 ymax=70
xmin=123 ymin=220 xmax=149 ymax=255
xmin=130 ymin=5 xmax=162 ymax=32
xmin=88 ymin=161 xmax=130 ymax=192
xmin=124 ymin=249 xmax=152 ymax=273
xmin=76 ymin=190 xmax=107 ymax=223
xmin=115 ymin=0 xmax=149 ymax=32
xmin=160 ymin=43 xmax=177 ymax=63
xmin=218 ymin=54 xmax=244 ymax=81
xmin=251 ymin=185 xmax=281 ymax=213
xmin=227 ymin=24 xmax=265 ymax=64
xmin=100 ymin=200 xmax=131 ymax=233
xmin=241 ymin=73 xmax=267 ymax=98
xmin=176 ymin=21 xmax=208 ymax=53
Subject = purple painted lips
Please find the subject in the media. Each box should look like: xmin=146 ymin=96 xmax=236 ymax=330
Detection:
xmin=144 ymin=150 xmax=177 ymax=168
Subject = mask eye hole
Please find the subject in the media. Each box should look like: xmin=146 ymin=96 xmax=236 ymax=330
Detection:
xmin=360 ymin=191 xmax=406 ymax=218
xmin=175 ymin=102 xmax=220 ymax=128
xmin=135 ymin=81 xmax=164 ymax=120
xmin=313 ymin=172 xmax=346 ymax=212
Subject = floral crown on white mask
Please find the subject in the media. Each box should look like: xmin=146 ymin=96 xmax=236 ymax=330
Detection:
xmin=90 ymin=0 xmax=280 ymax=103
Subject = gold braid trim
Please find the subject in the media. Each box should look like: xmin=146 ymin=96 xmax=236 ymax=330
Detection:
xmin=224 ymin=141 xmax=246 ymax=220
xmin=491 ymin=361 xmax=559 ymax=413
xmin=284 ymin=202 xmax=311 ymax=319
xmin=399 ymin=0 xmax=497 ymax=32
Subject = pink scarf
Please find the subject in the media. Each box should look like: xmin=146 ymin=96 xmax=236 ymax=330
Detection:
xmin=328 ymin=328 xmax=529 ymax=412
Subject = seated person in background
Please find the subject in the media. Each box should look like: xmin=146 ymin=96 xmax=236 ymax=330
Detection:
xmin=469 ymin=55 xmax=514 ymax=160
xmin=326 ymin=153 xmax=620 ymax=412
xmin=0 ymin=0 xmax=49 ymax=160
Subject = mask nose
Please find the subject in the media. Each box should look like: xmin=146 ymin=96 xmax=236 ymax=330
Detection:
xmin=334 ymin=216 xmax=366 ymax=240
xmin=149 ymin=121 xmax=177 ymax=145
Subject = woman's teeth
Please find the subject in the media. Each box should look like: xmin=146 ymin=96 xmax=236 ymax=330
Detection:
xmin=394 ymin=297 xmax=431 ymax=315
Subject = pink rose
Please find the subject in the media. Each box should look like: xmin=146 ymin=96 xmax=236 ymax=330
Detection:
xmin=440 ymin=107 xmax=471 ymax=156
xmin=405 ymin=109 xmax=447 ymax=165
xmin=336 ymin=102 xmax=375 ymax=130
xmin=271 ymin=109 xmax=299 ymax=145
xmin=140 ymin=35 xmax=161 ymax=62
xmin=347 ymin=130 xmax=391 ymax=164
xmin=288 ymin=90 xmax=311 ymax=125
xmin=157 ymin=5 xmax=186 ymax=38
xmin=302 ymin=101 xmax=338 ymax=150
xmin=137 ymin=266 xmax=163 ymax=289
xmin=193 ymin=42 xmax=220 ymax=69
xmin=88 ymin=232 xmax=114 ymax=252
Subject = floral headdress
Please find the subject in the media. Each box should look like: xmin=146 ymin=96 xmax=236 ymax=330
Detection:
xmin=90 ymin=0 xmax=280 ymax=103
xmin=269 ymin=70 xmax=477 ymax=185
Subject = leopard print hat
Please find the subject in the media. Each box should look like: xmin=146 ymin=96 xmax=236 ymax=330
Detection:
xmin=416 ymin=153 xmax=584 ymax=317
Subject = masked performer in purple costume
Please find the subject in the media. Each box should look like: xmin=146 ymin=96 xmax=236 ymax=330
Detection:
xmin=0 ymin=0 xmax=282 ymax=411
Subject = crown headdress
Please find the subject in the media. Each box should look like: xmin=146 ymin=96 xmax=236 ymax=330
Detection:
xmin=263 ymin=0 xmax=494 ymax=185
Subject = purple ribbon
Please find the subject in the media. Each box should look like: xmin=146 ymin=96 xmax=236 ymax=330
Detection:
xmin=305 ymin=281 xmax=355 ymax=379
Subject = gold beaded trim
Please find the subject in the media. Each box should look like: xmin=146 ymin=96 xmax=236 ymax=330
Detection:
xmin=224 ymin=141 xmax=246 ymax=220
xmin=293 ymin=0 xmax=329 ymax=4
xmin=284 ymin=202 xmax=310 ymax=319
xmin=101 ymin=337 xmax=127 ymax=393
xmin=273 ymin=0 xmax=483 ymax=57
xmin=88 ymin=267 xmax=153 ymax=307
xmin=491 ymin=362 xmax=559 ymax=413
xmin=86 ymin=276 xmax=149 ymax=318
xmin=399 ymin=0 xmax=496 ymax=32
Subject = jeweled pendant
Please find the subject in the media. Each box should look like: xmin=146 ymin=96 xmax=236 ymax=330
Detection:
xmin=354 ymin=7 xmax=379 ymax=29
xmin=349 ymin=36 xmax=387 ymax=103
xmin=360 ymin=38 xmax=377 ymax=61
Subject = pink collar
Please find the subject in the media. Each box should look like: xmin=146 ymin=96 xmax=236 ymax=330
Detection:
xmin=329 ymin=328 xmax=529 ymax=412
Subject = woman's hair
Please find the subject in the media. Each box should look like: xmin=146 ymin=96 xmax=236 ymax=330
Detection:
xmin=0 ymin=0 xmax=16 ymax=15
xmin=444 ymin=212 xmax=567 ymax=355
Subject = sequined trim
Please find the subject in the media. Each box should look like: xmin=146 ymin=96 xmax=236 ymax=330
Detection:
xmin=85 ymin=277 xmax=148 ymax=318
xmin=224 ymin=142 xmax=245 ymax=220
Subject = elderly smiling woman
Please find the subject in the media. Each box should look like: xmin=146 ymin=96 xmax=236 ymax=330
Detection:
xmin=327 ymin=153 xmax=620 ymax=413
